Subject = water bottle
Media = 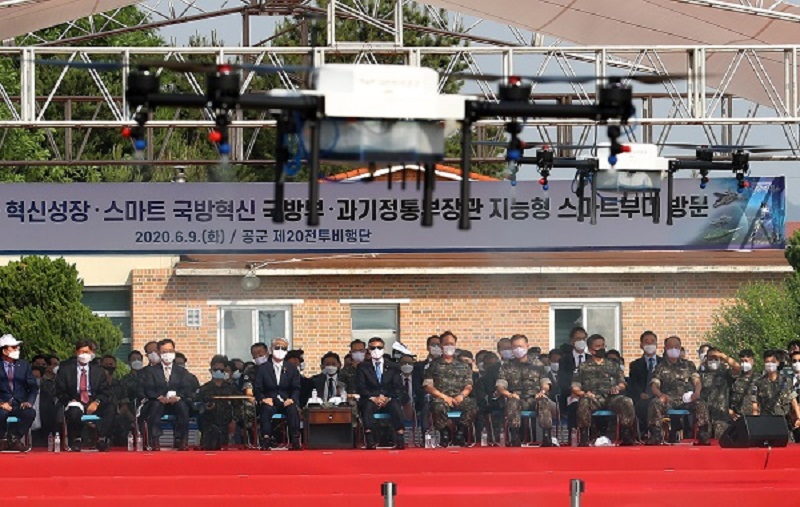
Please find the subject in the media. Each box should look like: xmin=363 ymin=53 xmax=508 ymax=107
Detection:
xmin=47 ymin=433 xmax=54 ymax=452
xmin=136 ymin=433 xmax=144 ymax=452
xmin=53 ymin=433 xmax=61 ymax=453
xmin=424 ymin=429 xmax=433 ymax=449
xmin=311 ymin=389 xmax=318 ymax=402
xmin=499 ymin=429 xmax=506 ymax=447
xmin=480 ymin=427 xmax=488 ymax=447
xmin=127 ymin=432 xmax=135 ymax=451
xmin=570 ymin=428 xmax=577 ymax=447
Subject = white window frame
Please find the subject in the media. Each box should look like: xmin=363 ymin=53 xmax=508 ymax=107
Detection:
xmin=216 ymin=305 xmax=294 ymax=356
xmin=545 ymin=298 xmax=629 ymax=351
xmin=343 ymin=300 xmax=403 ymax=347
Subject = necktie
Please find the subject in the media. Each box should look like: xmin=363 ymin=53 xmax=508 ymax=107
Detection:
xmin=6 ymin=362 xmax=13 ymax=393
xmin=577 ymin=355 xmax=584 ymax=366
xmin=79 ymin=367 xmax=89 ymax=404
xmin=375 ymin=362 xmax=382 ymax=383
xmin=404 ymin=377 xmax=412 ymax=400
xmin=327 ymin=377 xmax=336 ymax=400
xmin=648 ymin=357 xmax=655 ymax=374
xmin=164 ymin=366 xmax=171 ymax=383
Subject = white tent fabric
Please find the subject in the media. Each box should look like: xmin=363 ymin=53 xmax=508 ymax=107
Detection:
xmin=421 ymin=0 xmax=800 ymax=108
xmin=0 ymin=0 xmax=140 ymax=40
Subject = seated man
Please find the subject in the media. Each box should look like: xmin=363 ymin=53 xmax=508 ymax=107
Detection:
xmin=753 ymin=349 xmax=800 ymax=440
xmin=496 ymin=334 xmax=556 ymax=447
xmin=0 ymin=334 xmax=38 ymax=451
xmin=286 ymin=349 xmax=314 ymax=408
xmin=55 ymin=340 xmax=114 ymax=451
xmin=423 ymin=331 xmax=477 ymax=446
xmin=571 ymin=334 xmax=636 ymax=446
xmin=312 ymin=352 xmax=345 ymax=403
xmin=254 ymin=338 xmax=302 ymax=450
xmin=646 ymin=335 xmax=711 ymax=445
xmin=198 ymin=355 xmax=241 ymax=450
xmin=142 ymin=339 xmax=195 ymax=450
xmin=356 ymin=337 xmax=405 ymax=449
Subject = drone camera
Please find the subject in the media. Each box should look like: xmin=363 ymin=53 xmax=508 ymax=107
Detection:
xmin=499 ymin=81 xmax=532 ymax=102
xmin=126 ymin=70 xmax=160 ymax=108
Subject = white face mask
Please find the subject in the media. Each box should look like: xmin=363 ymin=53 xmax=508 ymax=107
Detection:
xmin=370 ymin=348 xmax=384 ymax=360
xmin=574 ymin=340 xmax=587 ymax=352
xmin=793 ymin=362 xmax=800 ymax=374
xmin=550 ymin=363 xmax=560 ymax=373
xmin=429 ymin=346 xmax=443 ymax=358
xmin=512 ymin=346 xmax=528 ymax=359
xmin=699 ymin=352 xmax=707 ymax=361
xmin=442 ymin=345 xmax=457 ymax=357
xmin=765 ymin=363 xmax=779 ymax=373
xmin=400 ymin=364 xmax=414 ymax=375
xmin=299 ymin=363 xmax=306 ymax=372
xmin=499 ymin=350 xmax=513 ymax=361
xmin=232 ymin=370 xmax=242 ymax=380
xmin=643 ymin=344 xmax=657 ymax=356
xmin=666 ymin=348 xmax=681 ymax=359
xmin=741 ymin=362 xmax=752 ymax=373
xmin=77 ymin=353 xmax=93 ymax=365
xmin=7 ymin=350 xmax=20 ymax=360
xmin=351 ymin=351 xmax=366 ymax=363
xmin=324 ymin=365 xmax=338 ymax=376
xmin=147 ymin=351 xmax=161 ymax=365
xmin=272 ymin=349 xmax=287 ymax=361
xmin=707 ymin=361 xmax=720 ymax=371
xmin=254 ymin=356 xmax=268 ymax=366
xmin=130 ymin=360 xmax=144 ymax=371
xmin=160 ymin=352 xmax=175 ymax=365
xmin=52 ymin=365 xmax=59 ymax=375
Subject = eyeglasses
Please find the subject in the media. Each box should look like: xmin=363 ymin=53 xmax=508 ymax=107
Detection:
xmin=368 ymin=346 xmax=383 ymax=351
xmin=273 ymin=346 xmax=288 ymax=351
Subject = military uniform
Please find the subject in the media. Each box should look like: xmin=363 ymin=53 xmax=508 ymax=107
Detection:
xmin=496 ymin=359 xmax=555 ymax=434
xmin=572 ymin=358 xmax=635 ymax=431
xmin=474 ymin=362 xmax=504 ymax=443
xmin=754 ymin=374 xmax=797 ymax=416
xmin=729 ymin=371 xmax=757 ymax=418
xmin=647 ymin=358 xmax=710 ymax=442
xmin=423 ymin=358 xmax=477 ymax=433
xmin=339 ymin=365 xmax=358 ymax=394
xmin=198 ymin=380 xmax=241 ymax=450
xmin=700 ymin=365 xmax=736 ymax=438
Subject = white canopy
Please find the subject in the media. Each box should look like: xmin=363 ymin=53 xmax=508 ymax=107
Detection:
xmin=0 ymin=0 xmax=140 ymax=40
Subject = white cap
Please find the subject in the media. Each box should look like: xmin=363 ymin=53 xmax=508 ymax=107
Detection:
xmin=392 ymin=341 xmax=415 ymax=357
xmin=0 ymin=334 xmax=22 ymax=348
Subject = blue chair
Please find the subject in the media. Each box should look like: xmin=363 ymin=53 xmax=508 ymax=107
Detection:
xmin=520 ymin=411 xmax=537 ymax=445
xmin=664 ymin=409 xmax=693 ymax=443
xmin=591 ymin=410 xmax=620 ymax=444
xmin=370 ymin=413 xmax=395 ymax=449
xmin=62 ymin=414 xmax=103 ymax=451
xmin=144 ymin=414 xmax=176 ymax=450
xmin=5 ymin=416 xmax=31 ymax=452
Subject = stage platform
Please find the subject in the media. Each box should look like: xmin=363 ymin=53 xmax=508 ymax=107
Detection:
xmin=3 ymin=445 xmax=800 ymax=506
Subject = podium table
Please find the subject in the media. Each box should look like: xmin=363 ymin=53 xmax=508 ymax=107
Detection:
xmin=305 ymin=406 xmax=353 ymax=449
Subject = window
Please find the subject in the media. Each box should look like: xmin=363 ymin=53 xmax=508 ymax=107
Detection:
xmin=350 ymin=305 xmax=399 ymax=350
xmin=186 ymin=309 xmax=202 ymax=327
xmin=219 ymin=307 xmax=292 ymax=360
xmin=82 ymin=287 xmax=132 ymax=361
xmin=548 ymin=302 xmax=622 ymax=352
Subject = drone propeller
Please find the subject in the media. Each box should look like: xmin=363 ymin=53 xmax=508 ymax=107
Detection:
xmin=25 ymin=58 xmax=313 ymax=76
xmin=449 ymin=72 xmax=684 ymax=85
xmin=473 ymin=140 xmax=596 ymax=151
xmin=660 ymin=143 xmax=788 ymax=153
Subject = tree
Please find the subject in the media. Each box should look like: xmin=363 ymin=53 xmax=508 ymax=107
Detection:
xmin=0 ymin=256 xmax=123 ymax=359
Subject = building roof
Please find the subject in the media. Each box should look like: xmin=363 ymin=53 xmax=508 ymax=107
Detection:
xmin=175 ymin=249 xmax=791 ymax=277
xmin=323 ymin=164 xmax=499 ymax=182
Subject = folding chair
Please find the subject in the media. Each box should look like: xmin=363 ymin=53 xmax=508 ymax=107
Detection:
xmin=520 ymin=411 xmax=537 ymax=445
xmin=143 ymin=414 xmax=175 ymax=450
xmin=663 ymin=409 xmax=695 ymax=444
xmin=4 ymin=416 xmax=32 ymax=452
xmin=62 ymin=414 xmax=102 ymax=451
xmin=591 ymin=410 xmax=620 ymax=444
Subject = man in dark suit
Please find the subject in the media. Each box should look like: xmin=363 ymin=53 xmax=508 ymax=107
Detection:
xmin=628 ymin=330 xmax=662 ymax=439
xmin=0 ymin=334 xmax=38 ymax=451
xmin=557 ymin=326 xmax=589 ymax=436
xmin=412 ymin=335 xmax=441 ymax=433
xmin=254 ymin=337 xmax=302 ymax=450
xmin=142 ymin=338 xmax=195 ymax=450
xmin=55 ymin=339 xmax=114 ymax=451
xmin=312 ymin=351 xmax=345 ymax=402
xmin=357 ymin=336 xmax=405 ymax=450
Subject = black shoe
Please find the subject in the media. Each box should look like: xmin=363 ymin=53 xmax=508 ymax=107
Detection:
xmin=541 ymin=429 xmax=554 ymax=447
xmin=453 ymin=430 xmax=466 ymax=447
xmin=289 ymin=436 xmax=302 ymax=451
xmin=620 ymin=427 xmax=635 ymax=446
xmin=96 ymin=438 xmax=110 ymax=452
xmin=0 ymin=439 xmax=8 ymax=452
xmin=578 ymin=429 xmax=590 ymax=447
xmin=668 ymin=429 xmax=680 ymax=444
xmin=509 ymin=428 xmax=521 ymax=447
xmin=260 ymin=436 xmax=273 ymax=450
xmin=695 ymin=428 xmax=711 ymax=446
xmin=70 ymin=438 xmax=82 ymax=452
xmin=8 ymin=437 xmax=25 ymax=452
xmin=439 ymin=429 xmax=451 ymax=447
xmin=394 ymin=433 xmax=405 ymax=450
xmin=646 ymin=428 xmax=662 ymax=446
xmin=365 ymin=432 xmax=376 ymax=450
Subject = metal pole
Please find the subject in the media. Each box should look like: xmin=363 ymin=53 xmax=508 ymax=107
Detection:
xmin=381 ymin=482 xmax=397 ymax=507
xmin=570 ymin=479 xmax=584 ymax=507
xmin=459 ymin=115 xmax=472 ymax=231
xmin=308 ymin=117 xmax=321 ymax=227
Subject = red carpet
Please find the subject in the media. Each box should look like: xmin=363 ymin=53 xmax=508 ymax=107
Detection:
xmin=3 ymin=446 xmax=800 ymax=506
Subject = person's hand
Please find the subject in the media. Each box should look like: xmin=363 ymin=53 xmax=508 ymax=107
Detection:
xmin=535 ymin=390 xmax=546 ymax=399
xmin=585 ymin=391 xmax=595 ymax=399
xmin=729 ymin=409 xmax=739 ymax=421
xmin=262 ymin=398 xmax=274 ymax=406
xmin=610 ymin=386 xmax=621 ymax=395
xmin=0 ymin=402 xmax=11 ymax=411
xmin=690 ymin=391 xmax=700 ymax=403
xmin=20 ymin=402 xmax=32 ymax=409
xmin=640 ymin=393 xmax=650 ymax=400
xmin=752 ymin=407 xmax=760 ymax=416
xmin=284 ymin=399 xmax=294 ymax=407
xmin=793 ymin=418 xmax=800 ymax=429
xmin=157 ymin=396 xmax=168 ymax=404
xmin=659 ymin=394 xmax=669 ymax=404
xmin=370 ymin=396 xmax=380 ymax=406
xmin=454 ymin=394 xmax=464 ymax=404
xmin=87 ymin=401 xmax=99 ymax=415
xmin=205 ymin=402 xmax=216 ymax=410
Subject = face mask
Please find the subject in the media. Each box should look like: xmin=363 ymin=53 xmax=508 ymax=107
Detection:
xmin=699 ymin=352 xmax=707 ymax=361
xmin=593 ymin=348 xmax=606 ymax=359
xmin=254 ymin=356 xmax=268 ymax=366
xmin=477 ymin=362 xmax=485 ymax=372
xmin=324 ymin=365 xmax=339 ymax=376
xmin=666 ymin=348 xmax=681 ymax=359
xmin=429 ymin=346 xmax=443 ymax=358
xmin=232 ymin=371 xmax=242 ymax=380
xmin=160 ymin=352 xmax=175 ymax=365
xmin=104 ymin=366 xmax=116 ymax=375
xmin=351 ymin=351 xmax=366 ymax=363
xmin=550 ymin=363 xmax=560 ymax=373
xmin=272 ymin=349 xmax=287 ymax=361
xmin=130 ymin=360 xmax=144 ymax=371
xmin=370 ymin=348 xmax=384 ymax=360
xmin=512 ymin=347 xmax=527 ymax=359
xmin=148 ymin=351 xmax=161 ymax=364
xmin=574 ymin=340 xmax=587 ymax=352
xmin=500 ymin=350 xmax=514 ymax=361
xmin=707 ymin=361 xmax=720 ymax=371
xmin=443 ymin=345 xmax=457 ymax=357
xmin=52 ymin=366 xmax=59 ymax=375
xmin=741 ymin=362 xmax=752 ymax=373
xmin=792 ymin=362 xmax=800 ymax=374
xmin=299 ymin=363 xmax=306 ymax=372
xmin=211 ymin=370 xmax=226 ymax=380
xmin=77 ymin=353 xmax=93 ymax=365
xmin=400 ymin=364 xmax=414 ymax=375
xmin=765 ymin=363 xmax=779 ymax=372
xmin=7 ymin=350 xmax=20 ymax=360
xmin=643 ymin=344 xmax=657 ymax=355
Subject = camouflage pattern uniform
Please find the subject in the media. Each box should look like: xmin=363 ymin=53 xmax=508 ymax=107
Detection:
xmin=647 ymin=358 xmax=710 ymax=432
xmin=339 ymin=365 xmax=358 ymax=394
xmin=700 ymin=365 xmax=736 ymax=438
xmin=474 ymin=362 xmax=504 ymax=443
xmin=496 ymin=359 xmax=554 ymax=430
xmin=423 ymin=358 xmax=477 ymax=430
xmin=754 ymin=374 xmax=797 ymax=417
xmin=572 ymin=359 xmax=635 ymax=429
xmin=198 ymin=379 xmax=241 ymax=450
xmin=729 ymin=371 xmax=757 ymax=418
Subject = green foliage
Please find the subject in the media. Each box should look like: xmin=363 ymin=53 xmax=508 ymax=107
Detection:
xmin=0 ymin=256 xmax=122 ymax=359
xmin=706 ymin=279 xmax=800 ymax=363
xmin=784 ymin=229 xmax=800 ymax=272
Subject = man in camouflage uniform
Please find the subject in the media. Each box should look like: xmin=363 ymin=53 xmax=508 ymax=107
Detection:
xmin=729 ymin=349 xmax=757 ymax=421
xmin=475 ymin=338 xmax=512 ymax=444
xmin=198 ymin=355 xmax=241 ymax=450
xmin=699 ymin=346 xmax=741 ymax=439
xmin=495 ymin=334 xmax=555 ymax=447
xmin=423 ymin=331 xmax=477 ymax=446
xmin=753 ymin=349 xmax=800 ymax=441
xmin=571 ymin=334 xmax=636 ymax=446
xmin=647 ymin=335 xmax=711 ymax=445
